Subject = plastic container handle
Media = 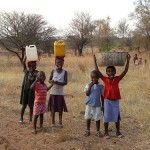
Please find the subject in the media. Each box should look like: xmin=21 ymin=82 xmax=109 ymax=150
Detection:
xmin=29 ymin=45 xmax=35 ymax=48
xmin=58 ymin=40 xmax=64 ymax=43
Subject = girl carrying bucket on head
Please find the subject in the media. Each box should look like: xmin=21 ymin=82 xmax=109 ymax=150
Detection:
xmin=48 ymin=57 xmax=68 ymax=128
xmin=20 ymin=55 xmax=38 ymax=123
xmin=93 ymin=54 xmax=130 ymax=139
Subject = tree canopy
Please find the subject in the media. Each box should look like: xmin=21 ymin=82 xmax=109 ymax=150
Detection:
xmin=0 ymin=11 xmax=56 ymax=64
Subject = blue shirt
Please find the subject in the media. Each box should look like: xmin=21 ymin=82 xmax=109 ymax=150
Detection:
xmin=84 ymin=83 xmax=104 ymax=107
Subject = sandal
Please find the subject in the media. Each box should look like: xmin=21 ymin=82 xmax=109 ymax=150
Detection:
xmin=84 ymin=130 xmax=90 ymax=137
xmin=19 ymin=119 xmax=23 ymax=124
xmin=95 ymin=131 xmax=101 ymax=137
xmin=104 ymin=133 xmax=110 ymax=139
xmin=116 ymin=132 xmax=123 ymax=138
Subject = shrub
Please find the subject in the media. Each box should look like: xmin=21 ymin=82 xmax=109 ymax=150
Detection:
xmin=99 ymin=46 xmax=114 ymax=52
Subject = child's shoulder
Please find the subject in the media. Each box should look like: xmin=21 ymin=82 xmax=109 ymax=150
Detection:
xmin=97 ymin=82 xmax=104 ymax=88
xmin=115 ymin=76 xmax=121 ymax=79
xmin=85 ymin=82 xmax=91 ymax=86
xmin=62 ymin=69 xmax=67 ymax=73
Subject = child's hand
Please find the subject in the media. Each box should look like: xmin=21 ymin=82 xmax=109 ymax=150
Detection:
xmin=49 ymin=80 xmax=55 ymax=84
xmin=89 ymin=82 xmax=94 ymax=88
xmin=36 ymin=77 xmax=40 ymax=82
xmin=54 ymin=80 xmax=58 ymax=84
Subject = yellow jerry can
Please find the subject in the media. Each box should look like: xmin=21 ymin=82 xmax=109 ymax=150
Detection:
xmin=54 ymin=40 xmax=65 ymax=57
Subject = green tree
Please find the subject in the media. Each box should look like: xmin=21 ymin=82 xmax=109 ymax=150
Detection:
xmin=94 ymin=17 xmax=114 ymax=51
xmin=131 ymin=0 xmax=150 ymax=51
xmin=116 ymin=18 xmax=130 ymax=49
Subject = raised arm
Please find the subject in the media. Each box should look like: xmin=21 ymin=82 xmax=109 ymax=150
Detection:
xmin=23 ymin=55 xmax=27 ymax=71
xmin=120 ymin=54 xmax=131 ymax=79
xmin=93 ymin=54 xmax=104 ymax=78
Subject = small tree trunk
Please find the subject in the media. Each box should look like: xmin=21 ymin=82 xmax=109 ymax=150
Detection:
xmin=77 ymin=45 xmax=83 ymax=56
xmin=74 ymin=49 xmax=77 ymax=56
xmin=21 ymin=47 xmax=25 ymax=64
xmin=78 ymin=48 xmax=82 ymax=56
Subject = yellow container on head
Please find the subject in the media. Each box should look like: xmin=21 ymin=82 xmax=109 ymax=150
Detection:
xmin=54 ymin=40 xmax=65 ymax=57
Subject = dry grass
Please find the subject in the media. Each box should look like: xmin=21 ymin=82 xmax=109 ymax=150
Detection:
xmin=0 ymin=52 xmax=150 ymax=149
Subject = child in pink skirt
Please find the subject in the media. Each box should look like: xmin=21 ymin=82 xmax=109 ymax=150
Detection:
xmin=30 ymin=71 xmax=52 ymax=133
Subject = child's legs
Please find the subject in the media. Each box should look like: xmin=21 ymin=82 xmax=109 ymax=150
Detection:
xmin=85 ymin=105 xmax=93 ymax=131
xmin=96 ymin=120 xmax=100 ymax=132
xmin=20 ymin=105 xmax=27 ymax=120
xmin=59 ymin=111 xmax=63 ymax=125
xmin=86 ymin=119 xmax=91 ymax=130
xmin=29 ymin=106 xmax=33 ymax=122
xmin=115 ymin=115 xmax=121 ymax=133
xmin=104 ymin=122 xmax=109 ymax=134
xmin=40 ymin=114 xmax=44 ymax=128
xmin=51 ymin=111 xmax=55 ymax=124
xmin=115 ymin=121 xmax=120 ymax=133
xmin=93 ymin=107 xmax=101 ymax=132
xmin=34 ymin=115 xmax=39 ymax=130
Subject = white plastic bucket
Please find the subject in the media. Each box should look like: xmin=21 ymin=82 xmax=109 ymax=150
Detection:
xmin=95 ymin=52 xmax=128 ymax=66
xmin=26 ymin=45 xmax=38 ymax=61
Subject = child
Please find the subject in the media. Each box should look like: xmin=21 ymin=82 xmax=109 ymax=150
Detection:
xmin=30 ymin=71 xmax=52 ymax=133
xmin=48 ymin=57 xmax=68 ymax=128
xmin=138 ymin=58 xmax=142 ymax=65
xmin=133 ymin=54 xmax=138 ymax=65
xmin=93 ymin=54 xmax=130 ymax=139
xmin=20 ymin=56 xmax=38 ymax=123
xmin=84 ymin=70 xmax=104 ymax=137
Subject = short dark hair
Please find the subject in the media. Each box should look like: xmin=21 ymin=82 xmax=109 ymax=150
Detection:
xmin=37 ymin=71 xmax=45 ymax=77
xmin=106 ymin=66 xmax=116 ymax=73
xmin=91 ymin=70 xmax=99 ymax=78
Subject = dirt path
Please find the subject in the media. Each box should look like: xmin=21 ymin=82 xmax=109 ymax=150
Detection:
xmin=0 ymin=96 xmax=150 ymax=150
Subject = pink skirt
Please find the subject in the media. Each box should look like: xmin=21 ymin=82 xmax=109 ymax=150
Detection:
xmin=33 ymin=102 xmax=46 ymax=115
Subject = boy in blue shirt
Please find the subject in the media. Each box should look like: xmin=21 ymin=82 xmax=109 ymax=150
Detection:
xmin=84 ymin=70 xmax=104 ymax=137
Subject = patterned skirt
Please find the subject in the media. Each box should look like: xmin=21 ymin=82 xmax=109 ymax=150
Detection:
xmin=47 ymin=95 xmax=68 ymax=112
xmin=104 ymin=99 xmax=121 ymax=122
xmin=33 ymin=102 xmax=46 ymax=116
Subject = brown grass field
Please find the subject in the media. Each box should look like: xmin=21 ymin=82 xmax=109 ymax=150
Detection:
xmin=0 ymin=51 xmax=150 ymax=150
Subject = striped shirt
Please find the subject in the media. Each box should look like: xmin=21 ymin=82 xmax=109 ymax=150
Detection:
xmin=34 ymin=82 xmax=47 ymax=103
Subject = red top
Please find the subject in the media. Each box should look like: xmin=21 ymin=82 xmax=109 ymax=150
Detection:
xmin=101 ymin=76 xmax=121 ymax=100
xmin=34 ymin=82 xmax=47 ymax=103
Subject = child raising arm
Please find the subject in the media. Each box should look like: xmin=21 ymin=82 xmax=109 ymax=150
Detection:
xmin=93 ymin=54 xmax=130 ymax=139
